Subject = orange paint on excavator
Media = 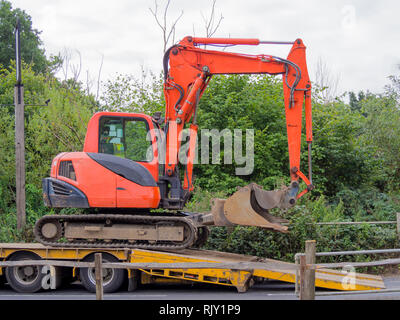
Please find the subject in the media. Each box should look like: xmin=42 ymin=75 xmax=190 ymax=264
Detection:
xmin=37 ymin=36 xmax=314 ymax=249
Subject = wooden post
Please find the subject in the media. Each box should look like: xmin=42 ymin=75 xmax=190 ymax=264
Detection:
xmin=299 ymin=252 xmax=315 ymax=300
xmin=14 ymin=85 xmax=25 ymax=231
xmin=299 ymin=254 xmax=307 ymax=300
xmin=94 ymin=253 xmax=103 ymax=300
xmin=305 ymin=240 xmax=316 ymax=300
xmin=396 ymin=213 xmax=400 ymax=240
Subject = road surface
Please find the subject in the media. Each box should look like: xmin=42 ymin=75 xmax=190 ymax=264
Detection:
xmin=0 ymin=276 xmax=399 ymax=300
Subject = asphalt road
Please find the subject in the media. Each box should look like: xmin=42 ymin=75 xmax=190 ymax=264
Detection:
xmin=0 ymin=276 xmax=400 ymax=300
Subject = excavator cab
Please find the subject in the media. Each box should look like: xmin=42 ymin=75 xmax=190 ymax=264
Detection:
xmin=98 ymin=116 xmax=149 ymax=159
xmin=43 ymin=112 xmax=162 ymax=209
xmin=83 ymin=112 xmax=160 ymax=182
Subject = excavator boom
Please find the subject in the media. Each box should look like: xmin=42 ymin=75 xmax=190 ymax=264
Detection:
xmin=162 ymin=36 xmax=314 ymax=231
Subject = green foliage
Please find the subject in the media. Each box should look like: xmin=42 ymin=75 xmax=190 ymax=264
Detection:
xmin=194 ymin=75 xmax=289 ymax=193
xmin=185 ymin=187 xmax=228 ymax=213
xmin=193 ymin=74 xmax=381 ymax=199
xmin=0 ymin=0 xmax=48 ymax=74
xmin=203 ymin=195 xmax=398 ymax=264
xmin=310 ymin=100 xmax=378 ymax=196
xmin=100 ymin=69 xmax=164 ymax=115
xmin=0 ymin=63 xmax=97 ymax=240
xmin=187 ymin=72 xmax=400 ymax=263
xmin=359 ymin=92 xmax=400 ymax=191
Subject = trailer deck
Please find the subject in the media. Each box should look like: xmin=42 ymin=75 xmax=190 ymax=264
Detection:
xmin=0 ymin=243 xmax=385 ymax=293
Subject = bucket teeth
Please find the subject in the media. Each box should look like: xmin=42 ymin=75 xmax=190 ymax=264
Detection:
xmin=210 ymin=183 xmax=292 ymax=233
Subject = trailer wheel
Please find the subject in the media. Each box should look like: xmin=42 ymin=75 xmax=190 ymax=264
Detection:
xmin=5 ymin=251 xmax=44 ymax=293
xmin=79 ymin=253 xmax=126 ymax=293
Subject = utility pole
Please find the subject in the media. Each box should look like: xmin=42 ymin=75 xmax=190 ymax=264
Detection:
xmin=14 ymin=19 xmax=25 ymax=230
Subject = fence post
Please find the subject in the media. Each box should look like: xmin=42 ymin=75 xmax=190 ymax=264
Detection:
xmin=294 ymin=254 xmax=300 ymax=296
xmin=397 ymin=213 xmax=400 ymax=240
xmin=305 ymin=240 xmax=316 ymax=300
xmin=95 ymin=253 xmax=103 ymax=300
xmin=299 ymin=254 xmax=307 ymax=300
xmin=14 ymin=85 xmax=26 ymax=231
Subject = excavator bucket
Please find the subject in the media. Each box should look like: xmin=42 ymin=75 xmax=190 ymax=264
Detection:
xmin=210 ymin=183 xmax=299 ymax=233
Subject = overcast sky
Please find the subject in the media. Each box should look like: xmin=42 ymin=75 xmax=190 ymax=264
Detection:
xmin=8 ymin=0 xmax=400 ymax=97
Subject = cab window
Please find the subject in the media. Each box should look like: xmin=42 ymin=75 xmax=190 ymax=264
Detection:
xmin=99 ymin=116 xmax=153 ymax=162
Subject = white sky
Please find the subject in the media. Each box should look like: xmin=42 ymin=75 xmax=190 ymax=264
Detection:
xmin=8 ymin=0 xmax=400 ymax=97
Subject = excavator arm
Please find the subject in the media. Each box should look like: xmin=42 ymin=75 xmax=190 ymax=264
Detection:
xmin=162 ymin=37 xmax=313 ymax=216
xmin=35 ymin=36 xmax=315 ymax=251
xmin=160 ymin=36 xmax=315 ymax=232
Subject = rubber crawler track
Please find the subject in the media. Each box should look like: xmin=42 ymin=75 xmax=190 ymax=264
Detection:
xmin=34 ymin=214 xmax=198 ymax=250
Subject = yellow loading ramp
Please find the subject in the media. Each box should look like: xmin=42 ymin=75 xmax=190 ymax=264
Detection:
xmin=131 ymin=249 xmax=385 ymax=292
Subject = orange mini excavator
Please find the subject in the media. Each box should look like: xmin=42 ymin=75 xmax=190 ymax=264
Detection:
xmin=36 ymin=36 xmax=314 ymax=250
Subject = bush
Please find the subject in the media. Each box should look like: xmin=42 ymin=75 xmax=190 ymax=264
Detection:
xmin=200 ymin=194 xmax=399 ymax=264
xmin=0 ymin=64 xmax=96 ymax=242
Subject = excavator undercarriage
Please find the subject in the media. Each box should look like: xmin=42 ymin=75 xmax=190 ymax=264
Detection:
xmin=35 ymin=183 xmax=296 ymax=249
xmin=35 ymin=213 xmax=206 ymax=250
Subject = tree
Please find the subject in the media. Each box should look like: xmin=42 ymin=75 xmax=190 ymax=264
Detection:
xmin=149 ymin=0 xmax=183 ymax=53
xmin=0 ymin=63 xmax=97 ymax=240
xmin=150 ymin=0 xmax=224 ymax=53
xmin=385 ymin=65 xmax=400 ymax=104
xmin=100 ymin=68 xmax=164 ymax=114
xmin=348 ymin=91 xmax=365 ymax=113
xmin=0 ymin=0 xmax=48 ymax=74
xmin=314 ymin=57 xmax=341 ymax=103
xmin=194 ymin=74 xmax=289 ymax=193
xmin=359 ymin=92 xmax=400 ymax=191
xmin=310 ymin=100 xmax=376 ymax=197
xmin=200 ymin=0 xmax=223 ymax=38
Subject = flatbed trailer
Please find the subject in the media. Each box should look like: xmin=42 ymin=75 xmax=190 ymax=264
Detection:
xmin=0 ymin=243 xmax=385 ymax=294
